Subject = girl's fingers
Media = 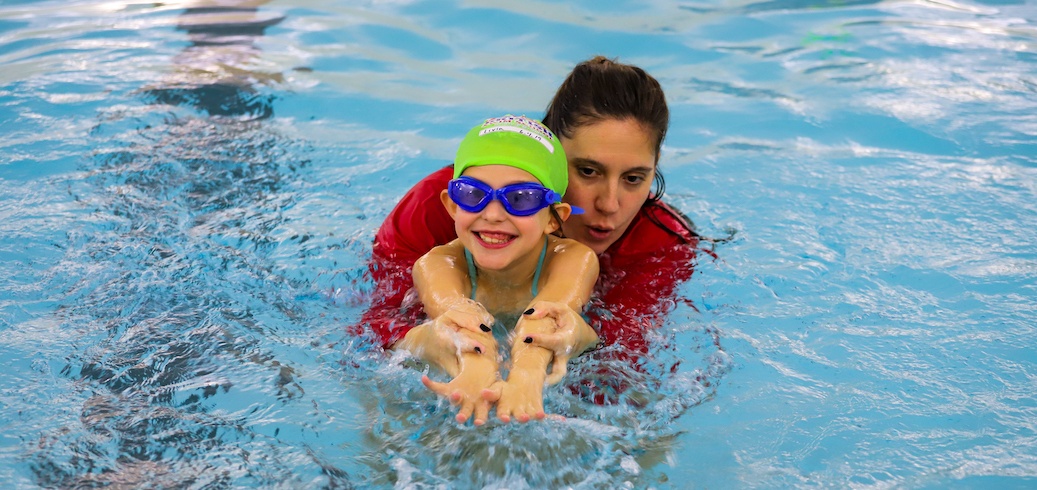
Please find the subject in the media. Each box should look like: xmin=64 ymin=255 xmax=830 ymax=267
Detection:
xmin=489 ymin=393 xmax=512 ymax=423
xmin=455 ymin=400 xmax=474 ymax=424
xmin=421 ymin=375 xmax=464 ymax=406
xmin=473 ymin=401 xmax=490 ymax=426
xmin=481 ymin=383 xmax=502 ymax=403
xmin=421 ymin=375 xmax=449 ymax=397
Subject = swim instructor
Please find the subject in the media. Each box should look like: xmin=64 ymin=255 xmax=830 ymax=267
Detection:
xmin=357 ymin=55 xmax=703 ymax=390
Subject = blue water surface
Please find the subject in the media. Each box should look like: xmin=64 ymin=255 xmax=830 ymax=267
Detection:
xmin=1 ymin=0 xmax=1036 ymax=488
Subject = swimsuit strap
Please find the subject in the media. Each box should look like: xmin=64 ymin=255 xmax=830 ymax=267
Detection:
xmin=462 ymin=236 xmax=549 ymax=301
xmin=531 ymin=236 xmax=548 ymax=298
xmin=464 ymin=247 xmax=479 ymax=300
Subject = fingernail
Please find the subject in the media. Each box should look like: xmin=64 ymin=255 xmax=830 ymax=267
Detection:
xmin=523 ymin=337 xmax=533 ymax=344
xmin=523 ymin=308 xmax=534 ymax=315
xmin=474 ymin=346 xmax=482 ymax=354
xmin=480 ymin=324 xmax=491 ymax=332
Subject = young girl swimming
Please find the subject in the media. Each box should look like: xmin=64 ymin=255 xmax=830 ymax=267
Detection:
xmin=397 ymin=115 xmax=600 ymax=425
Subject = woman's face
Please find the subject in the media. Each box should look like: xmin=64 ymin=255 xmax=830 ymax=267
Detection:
xmin=559 ymin=118 xmax=656 ymax=255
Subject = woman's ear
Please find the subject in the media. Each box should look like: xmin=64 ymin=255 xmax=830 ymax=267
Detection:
xmin=440 ymin=189 xmax=459 ymax=218
xmin=546 ymin=204 xmax=573 ymax=233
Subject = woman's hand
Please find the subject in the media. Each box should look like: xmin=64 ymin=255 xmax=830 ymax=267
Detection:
xmin=436 ymin=297 xmax=496 ymax=335
xmin=519 ymin=301 xmax=600 ymax=385
xmin=396 ymin=301 xmax=496 ymax=377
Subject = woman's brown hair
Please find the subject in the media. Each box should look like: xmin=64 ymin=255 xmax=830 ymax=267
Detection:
xmin=542 ymin=56 xmax=669 ymax=201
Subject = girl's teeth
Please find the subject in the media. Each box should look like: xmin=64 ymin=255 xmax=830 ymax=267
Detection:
xmin=478 ymin=232 xmax=510 ymax=244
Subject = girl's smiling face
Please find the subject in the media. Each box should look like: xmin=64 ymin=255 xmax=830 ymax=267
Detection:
xmin=441 ymin=165 xmax=561 ymax=273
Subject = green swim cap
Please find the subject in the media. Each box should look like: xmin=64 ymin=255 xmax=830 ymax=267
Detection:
xmin=453 ymin=115 xmax=568 ymax=195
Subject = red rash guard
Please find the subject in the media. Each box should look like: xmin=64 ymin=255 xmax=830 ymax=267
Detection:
xmin=355 ymin=165 xmax=702 ymax=358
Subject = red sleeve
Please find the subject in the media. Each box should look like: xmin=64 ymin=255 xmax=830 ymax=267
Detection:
xmin=594 ymin=243 xmax=697 ymax=353
xmin=593 ymin=200 xmax=700 ymax=351
xmin=355 ymin=166 xmax=458 ymax=348
xmin=570 ymin=201 xmax=703 ymax=404
xmin=372 ymin=166 xmax=457 ymax=267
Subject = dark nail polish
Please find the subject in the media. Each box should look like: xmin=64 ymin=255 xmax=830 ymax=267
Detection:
xmin=523 ymin=337 xmax=533 ymax=344
xmin=480 ymin=324 xmax=491 ymax=332
xmin=523 ymin=308 xmax=534 ymax=315
xmin=474 ymin=346 xmax=482 ymax=354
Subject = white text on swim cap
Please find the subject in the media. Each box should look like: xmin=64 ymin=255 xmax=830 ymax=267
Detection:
xmin=479 ymin=126 xmax=555 ymax=153
xmin=482 ymin=115 xmax=556 ymax=141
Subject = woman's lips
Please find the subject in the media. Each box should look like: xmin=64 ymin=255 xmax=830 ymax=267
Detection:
xmin=585 ymin=226 xmax=613 ymax=241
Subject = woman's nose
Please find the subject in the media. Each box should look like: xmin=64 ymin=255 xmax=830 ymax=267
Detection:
xmin=595 ymin=182 xmax=620 ymax=214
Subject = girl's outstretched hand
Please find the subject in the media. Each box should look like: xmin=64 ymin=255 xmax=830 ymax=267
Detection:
xmin=421 ymin=349 xmax=499 ymax=426
xmin=481 ymin=373 xmax=547 ymax=424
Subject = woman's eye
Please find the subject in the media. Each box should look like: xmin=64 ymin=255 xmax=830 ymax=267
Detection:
xmin=624 ymin=175 xmax=646 ymax=185
xmin=577 ymin=167 xmax=596 ymax=177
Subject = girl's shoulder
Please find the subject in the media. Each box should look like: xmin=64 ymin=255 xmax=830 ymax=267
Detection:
xmin=420 ymin=239 xmax=467 ymax=263
xmin=547 ymin=235 xmax=594 ymax=254
xmin=545 ymin=235 xmax=598 ymax=266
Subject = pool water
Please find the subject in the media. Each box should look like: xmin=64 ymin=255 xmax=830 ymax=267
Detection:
xmin=2 ymin=0 xmax=1036 ymax=488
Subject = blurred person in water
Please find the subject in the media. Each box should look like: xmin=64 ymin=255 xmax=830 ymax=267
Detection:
xmin=355 ymin=55 xmax=706 ymax=415
xmin=399 ymin=115 xmax=600 ymax=426
xmin=141 ymin=0 xmax=285 ymax=119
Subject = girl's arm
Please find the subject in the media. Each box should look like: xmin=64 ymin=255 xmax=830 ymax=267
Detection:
xmin=489 ymin=238 xmax=600 ymax=422
xmin=411 ymin=240 xmax=474 ymax=320
xmin=515 ymin=237 xmax=601 ymax=379
xmin=400 ymin=241 xmax=500 ymax=425
xmin=396 ymin=241 xmax=495 ymax=373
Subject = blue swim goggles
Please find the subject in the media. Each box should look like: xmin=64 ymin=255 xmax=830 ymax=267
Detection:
xmin=448 ymin=176 xmax=573 ymax=217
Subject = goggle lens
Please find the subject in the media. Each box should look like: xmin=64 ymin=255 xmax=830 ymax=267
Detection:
xmin=448 ymin=177 xmax=559 ymax=217
xmin=452 ymin=182 xmax=488 ymax=209
xmin=503 ymin=188 xmax=547 ymax=213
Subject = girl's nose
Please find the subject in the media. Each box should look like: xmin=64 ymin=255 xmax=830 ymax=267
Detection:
xmin=481 ymin=198 xmax=508 ymax=221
